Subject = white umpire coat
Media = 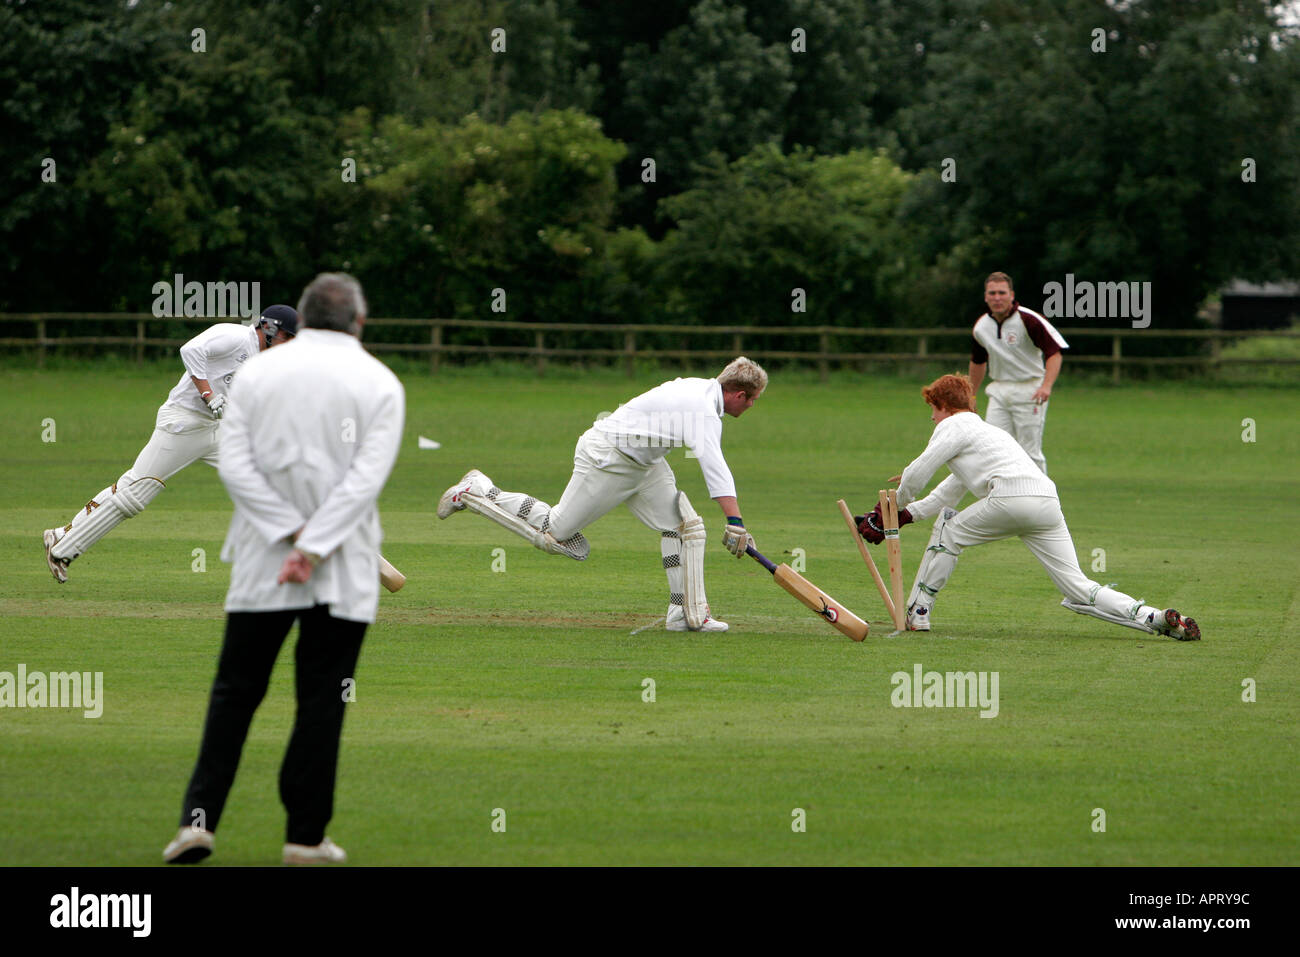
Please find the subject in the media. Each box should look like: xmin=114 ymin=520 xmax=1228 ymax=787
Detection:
xmin=217 ymin=328 xmax=405 ymax=623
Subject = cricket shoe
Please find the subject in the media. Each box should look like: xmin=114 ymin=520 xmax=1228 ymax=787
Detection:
xmin=163 ymin=825 xmax=214 ymax=864
xmin=43 ymin=529 xmax=69 ymax=583
xmin=906 ymin=605 xmax=931 ymax=631
xmin=665 ymin=606 xmax=730 ymax=632
xmin=1160 ymin=608 xmax=1201 ymax=642
xmin=436 ymin=469 xmax=489 ymax=519
xmin=1142 ymin=607 xmax=1199 ymax=640
xmin=283 ymin=837 xmax=347 ymax=865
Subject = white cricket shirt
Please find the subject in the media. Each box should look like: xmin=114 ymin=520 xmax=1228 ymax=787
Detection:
xmin=971 ymin=305 xmax=1069 ymax=382
xmin=164 ymin=323 xmax=261 ymax=415
xmin=897 ymin=411 xmax=1057 ymax=520
xmin=592 ymin=376 xmax=737 ymax=498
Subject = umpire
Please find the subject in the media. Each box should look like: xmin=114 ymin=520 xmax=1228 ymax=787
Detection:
xmin=163 ymin=273 xmax=405 ymax=865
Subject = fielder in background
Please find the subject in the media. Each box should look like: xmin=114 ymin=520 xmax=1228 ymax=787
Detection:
xmin=436 ymin=357 xmax=768 ymax=632
xmin=859 ymin=373 xmax=1199 ymax=640
xmin=163 ymin=273 xmax=405 ymax=865
xmin=968 ymin=271 xmax=1068 ymax=474
xmin=42 ymin=305 xmax=299 ymax=582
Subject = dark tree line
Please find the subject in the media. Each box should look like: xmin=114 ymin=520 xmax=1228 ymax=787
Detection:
xmin=2 ymin=0 xmax=1297 ymax=337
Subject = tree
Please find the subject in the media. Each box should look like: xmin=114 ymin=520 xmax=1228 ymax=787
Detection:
xmin=657 ymin=145 xmax=918 ymax=330
xmin=897 ymin=0 xmax=1300 ymax=329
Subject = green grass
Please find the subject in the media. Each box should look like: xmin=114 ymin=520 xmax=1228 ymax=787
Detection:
xmin=1 ymin=367 xmax=1297 ymax=865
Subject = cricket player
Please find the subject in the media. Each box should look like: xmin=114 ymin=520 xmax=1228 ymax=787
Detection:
xmin=968 ymin=272 xmax=1068 ymax=473
xmin=436 ymin=357 xmax=768 ymax=632
xmin=859 ymin=374 xmax=1200 ymax=640
xmin=42 ymin=306 xmax=299 ymax=582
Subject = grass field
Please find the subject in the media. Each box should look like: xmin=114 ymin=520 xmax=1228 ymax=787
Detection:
xmin=1 ymin=365 xmax=1297 ymax=865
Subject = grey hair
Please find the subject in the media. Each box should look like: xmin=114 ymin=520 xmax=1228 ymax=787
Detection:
xmin=718 ymin=356 xmax=768 ymax=397
xmin=297 ymin=272 xmax=367 ymax=335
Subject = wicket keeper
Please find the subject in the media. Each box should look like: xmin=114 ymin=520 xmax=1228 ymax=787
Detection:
xmin=859 ymin=374 xmax=1200 ymax=640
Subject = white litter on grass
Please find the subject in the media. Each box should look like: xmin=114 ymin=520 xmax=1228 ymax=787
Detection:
xmin=418 ymin=436 xmax=442 ymax=450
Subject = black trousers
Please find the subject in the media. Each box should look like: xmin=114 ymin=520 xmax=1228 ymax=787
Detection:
xmin=179 ymin=605 xmax=367 ymax=846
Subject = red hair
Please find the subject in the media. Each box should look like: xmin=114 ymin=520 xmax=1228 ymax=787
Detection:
xmin=922 ymin=374 xmax=975 ymax=413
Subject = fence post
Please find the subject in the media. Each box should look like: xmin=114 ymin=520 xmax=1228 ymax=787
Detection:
xmin=535 ymin=330 xmax=546 ymax=376
xmin=1209 ymin=330 xmax=1221 ymax=373
xmin=918 ymin=335 xmax=928 ymax=362
xmin=37 ymin=318 xmax=47 ymax=369
xmin=136 ymin=318 xmax=145 ymax=365
xmin=430 ymin=323 xmax=442 ymax=375
xmin=1111 ymin=335 xmax=1122 ymax=384
xmin=624 ymin=330 xmax=636 ymax=377
xmin=818 ymin=331 xmax=830 ymax=383
xmin=732 ymin=333 xmax=742 ymax=357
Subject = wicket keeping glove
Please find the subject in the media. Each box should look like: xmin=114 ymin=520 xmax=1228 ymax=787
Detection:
xmin=207 ymin=393 xmax=227 ymax=419
xmin=722 ymin=517 xmax=753 ymax=558
xmin=856 ymin=505 xmax=913 ymax=544
xmin=857 ymin=508 xmax=885 ymax=545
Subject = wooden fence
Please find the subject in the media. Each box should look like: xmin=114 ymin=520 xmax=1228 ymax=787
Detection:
xmin=2 ymin=313 xmax=1298 ymax=382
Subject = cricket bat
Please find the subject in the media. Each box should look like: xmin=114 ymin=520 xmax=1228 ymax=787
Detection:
xmin=746 ymin=545 xmax=869 ymax=641
xmin=378 ymin=554 xmax=406 ymax=593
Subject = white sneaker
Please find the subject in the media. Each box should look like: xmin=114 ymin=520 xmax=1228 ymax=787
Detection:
xmin=665 ymin=606 xmax=730 ymax=632
xmin=906 ymin=605 xmax=931 ymax=631
xmin=436 ymin=469 xmax=488 ymax=519
xmin=283 ymin=836 xmax=347 ymax=865
xmin=163 ymin=825 xmax=214 ymax=864
xmin=43 ymin=529 xmax=69 ymax=583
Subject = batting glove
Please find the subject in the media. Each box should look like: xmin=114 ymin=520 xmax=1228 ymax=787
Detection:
xmin=722 ymin=518 xmax=753 ymax=558
xmin=207 ymin=393 xmax=227 ymax=419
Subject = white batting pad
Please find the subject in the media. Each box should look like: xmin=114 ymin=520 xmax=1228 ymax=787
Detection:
xmin=459 ymin=474 xmax=589 ymax=561
xmin=677 ymin=491 xmax=708 ymax=629
xmin=51 ymin=472 xmax=165 ymax=562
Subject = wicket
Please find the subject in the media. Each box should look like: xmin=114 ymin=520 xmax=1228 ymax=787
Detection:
xmin=879 ymin=489 xmax=906 ymax=631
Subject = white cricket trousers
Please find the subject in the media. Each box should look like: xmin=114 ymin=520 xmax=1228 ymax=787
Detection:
xmin=486 ymin=428 xmax=684 ymax=539
xmin=908 ymin=494 xmax=1147 ymax=625
xmin=480 ymin=428 xmax=692 ymax=613
xmin=985 ymin=379 xmax=1048 ymax=474
xmin=51 ymin=405 xmax=218 ymax=561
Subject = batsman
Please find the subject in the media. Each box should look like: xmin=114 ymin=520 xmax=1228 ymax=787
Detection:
xmin=858 ymin=373 xmax=1200 ymax=640
xmin=437 ymin=357 xmax=768 ymax=632
xmin=43 ymin=306 xmax=299 ymax=582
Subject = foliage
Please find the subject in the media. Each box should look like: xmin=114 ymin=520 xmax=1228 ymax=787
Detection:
xmin=328 ymin=109 xmax=626 ymax=326
xmin=657 ymin=145 xmax=918 ymax=330
xmin=896 ymin=0 xmax=1300 ymax=327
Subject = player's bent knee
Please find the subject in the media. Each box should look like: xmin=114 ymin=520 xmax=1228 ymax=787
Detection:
xmin=545 ymin=510 xmax=580 ymax=543
xmin=110 ymin=471 xmax=166 ymax=518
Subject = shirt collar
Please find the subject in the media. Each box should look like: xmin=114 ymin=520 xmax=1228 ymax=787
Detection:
xmin=709 ymin=378 xmax=724 ymax=416
xmin=990 ymin=300 xmax=1020 ymax=324
xmin=295 ymin=327 xmax=361 ymax=347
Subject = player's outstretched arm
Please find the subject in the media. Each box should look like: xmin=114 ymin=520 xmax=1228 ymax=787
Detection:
xmin=714 ymin=494 xmax=755 ymax=557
